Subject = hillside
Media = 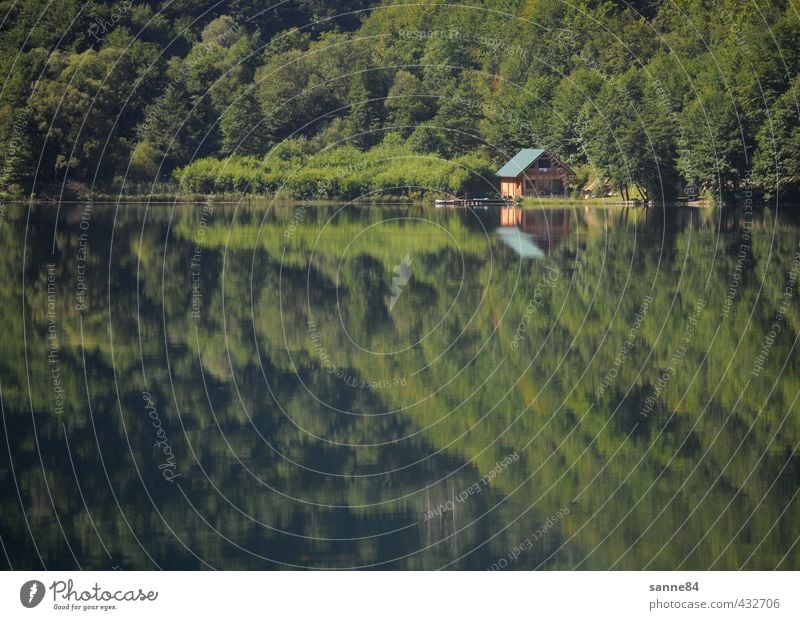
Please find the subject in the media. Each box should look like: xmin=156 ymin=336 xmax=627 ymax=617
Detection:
xmin=1 ymin=0 xmax=799 ymax=202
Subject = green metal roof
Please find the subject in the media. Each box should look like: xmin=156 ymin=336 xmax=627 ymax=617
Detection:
xmin=495 ymin=148 xmax=546 ymax=177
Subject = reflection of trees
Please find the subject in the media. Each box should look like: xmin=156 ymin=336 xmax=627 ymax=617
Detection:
xmin=1 ymin=204 xmax=799 ymax=569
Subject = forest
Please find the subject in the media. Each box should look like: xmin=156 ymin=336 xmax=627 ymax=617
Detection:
xmin=1 ymin=0 xmax=800 ymax=203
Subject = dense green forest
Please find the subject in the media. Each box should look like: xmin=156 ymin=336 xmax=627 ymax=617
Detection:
xmin=1 ymin=0 xmax=800 ymax=202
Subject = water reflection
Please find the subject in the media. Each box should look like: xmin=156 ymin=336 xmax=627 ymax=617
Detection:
xmin=496 ymin=227 xmax=545 ymax=259
xmin=0 ymin=201 xmax=798 ymax=570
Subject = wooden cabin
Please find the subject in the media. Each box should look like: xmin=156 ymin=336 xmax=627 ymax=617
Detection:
xmin=496 ymin=148 xmax=574 ymax=198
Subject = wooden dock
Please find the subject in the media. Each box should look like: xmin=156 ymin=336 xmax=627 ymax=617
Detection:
xmin=434 ymin=197 xmax=512 ymax=208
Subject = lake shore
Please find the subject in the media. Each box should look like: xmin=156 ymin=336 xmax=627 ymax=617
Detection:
xmin=4 ymin=192 xmax=713 ymax=209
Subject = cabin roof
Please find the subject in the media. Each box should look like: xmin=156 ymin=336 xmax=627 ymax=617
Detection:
xmin=495 ymin=148 xmax=546 ymax=177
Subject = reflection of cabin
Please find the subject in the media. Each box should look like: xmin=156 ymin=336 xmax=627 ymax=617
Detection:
xmin=500 ymin=207 xmax=572 ymax=237
xmin=496 ymin=149 xmax=574 ymax=198
xmin=499 ymin=206 xmax=573 ymax=255
xmin=500 ymin=207 xmax=523 ymax=227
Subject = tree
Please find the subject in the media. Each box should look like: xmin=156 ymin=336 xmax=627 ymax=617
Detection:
xmin=346 ymin=72 xmax=384 ymax=149
xmin=220 ymin=89 xmax=271 ymax=156
xmin=256 ymin=32 xmax=364 ymax=143
xmin=384 ymin=70 xmax=431 ymax=138
xmin=138 ymin=83 xmax=218 ymax=176
xmin=753 ymin=80 xmax=800 ymax=199
xmin=677 ymin=84 xmax=748 ymax=201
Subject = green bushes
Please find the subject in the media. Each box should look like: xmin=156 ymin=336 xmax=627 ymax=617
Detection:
xmin=174 ymin=141 xmax=496 ymax=199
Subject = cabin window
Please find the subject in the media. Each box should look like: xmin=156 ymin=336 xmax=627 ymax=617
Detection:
xmin=538 ymin=158 xmax=550 ymax=170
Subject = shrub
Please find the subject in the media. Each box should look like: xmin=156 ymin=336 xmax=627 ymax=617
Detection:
xmin=174 ymin=142 xmax=495 ymax=199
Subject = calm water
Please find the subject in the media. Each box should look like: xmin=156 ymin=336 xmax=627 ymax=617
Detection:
xmin=1 ymin=200 xmax=799 ymax=569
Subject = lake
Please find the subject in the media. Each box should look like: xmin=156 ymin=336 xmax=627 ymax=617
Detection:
xmin=1 ymin=200 xmax=798 ymax=569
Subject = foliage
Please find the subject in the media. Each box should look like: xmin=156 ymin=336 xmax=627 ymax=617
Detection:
xmin=174 ymin=141 xmax=496 ymax=199
xmin=1 ymin=0 xmax=799 ymax=201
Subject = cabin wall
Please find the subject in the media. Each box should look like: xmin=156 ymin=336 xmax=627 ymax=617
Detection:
xmin=500 ymin=177 xmax=522 ymax=197
xmin=521 ymin=164 xmax=570 ymax=196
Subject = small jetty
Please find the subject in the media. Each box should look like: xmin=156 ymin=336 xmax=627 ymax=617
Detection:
xmin=434 ymin=197 xmax=512 ymax=208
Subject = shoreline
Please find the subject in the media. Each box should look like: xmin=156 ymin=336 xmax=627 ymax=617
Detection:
xmin=2 ymin=194 xmax=714 ymax=208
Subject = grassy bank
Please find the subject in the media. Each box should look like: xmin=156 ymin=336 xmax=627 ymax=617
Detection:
xmin=173 ymin=141 xmax=497 ymax=200
xmin=518 ymin=196 xmax=712 ymax=208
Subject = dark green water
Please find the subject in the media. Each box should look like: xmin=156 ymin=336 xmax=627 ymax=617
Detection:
xmin=1 ymin=200 xmax=799 ymax=570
